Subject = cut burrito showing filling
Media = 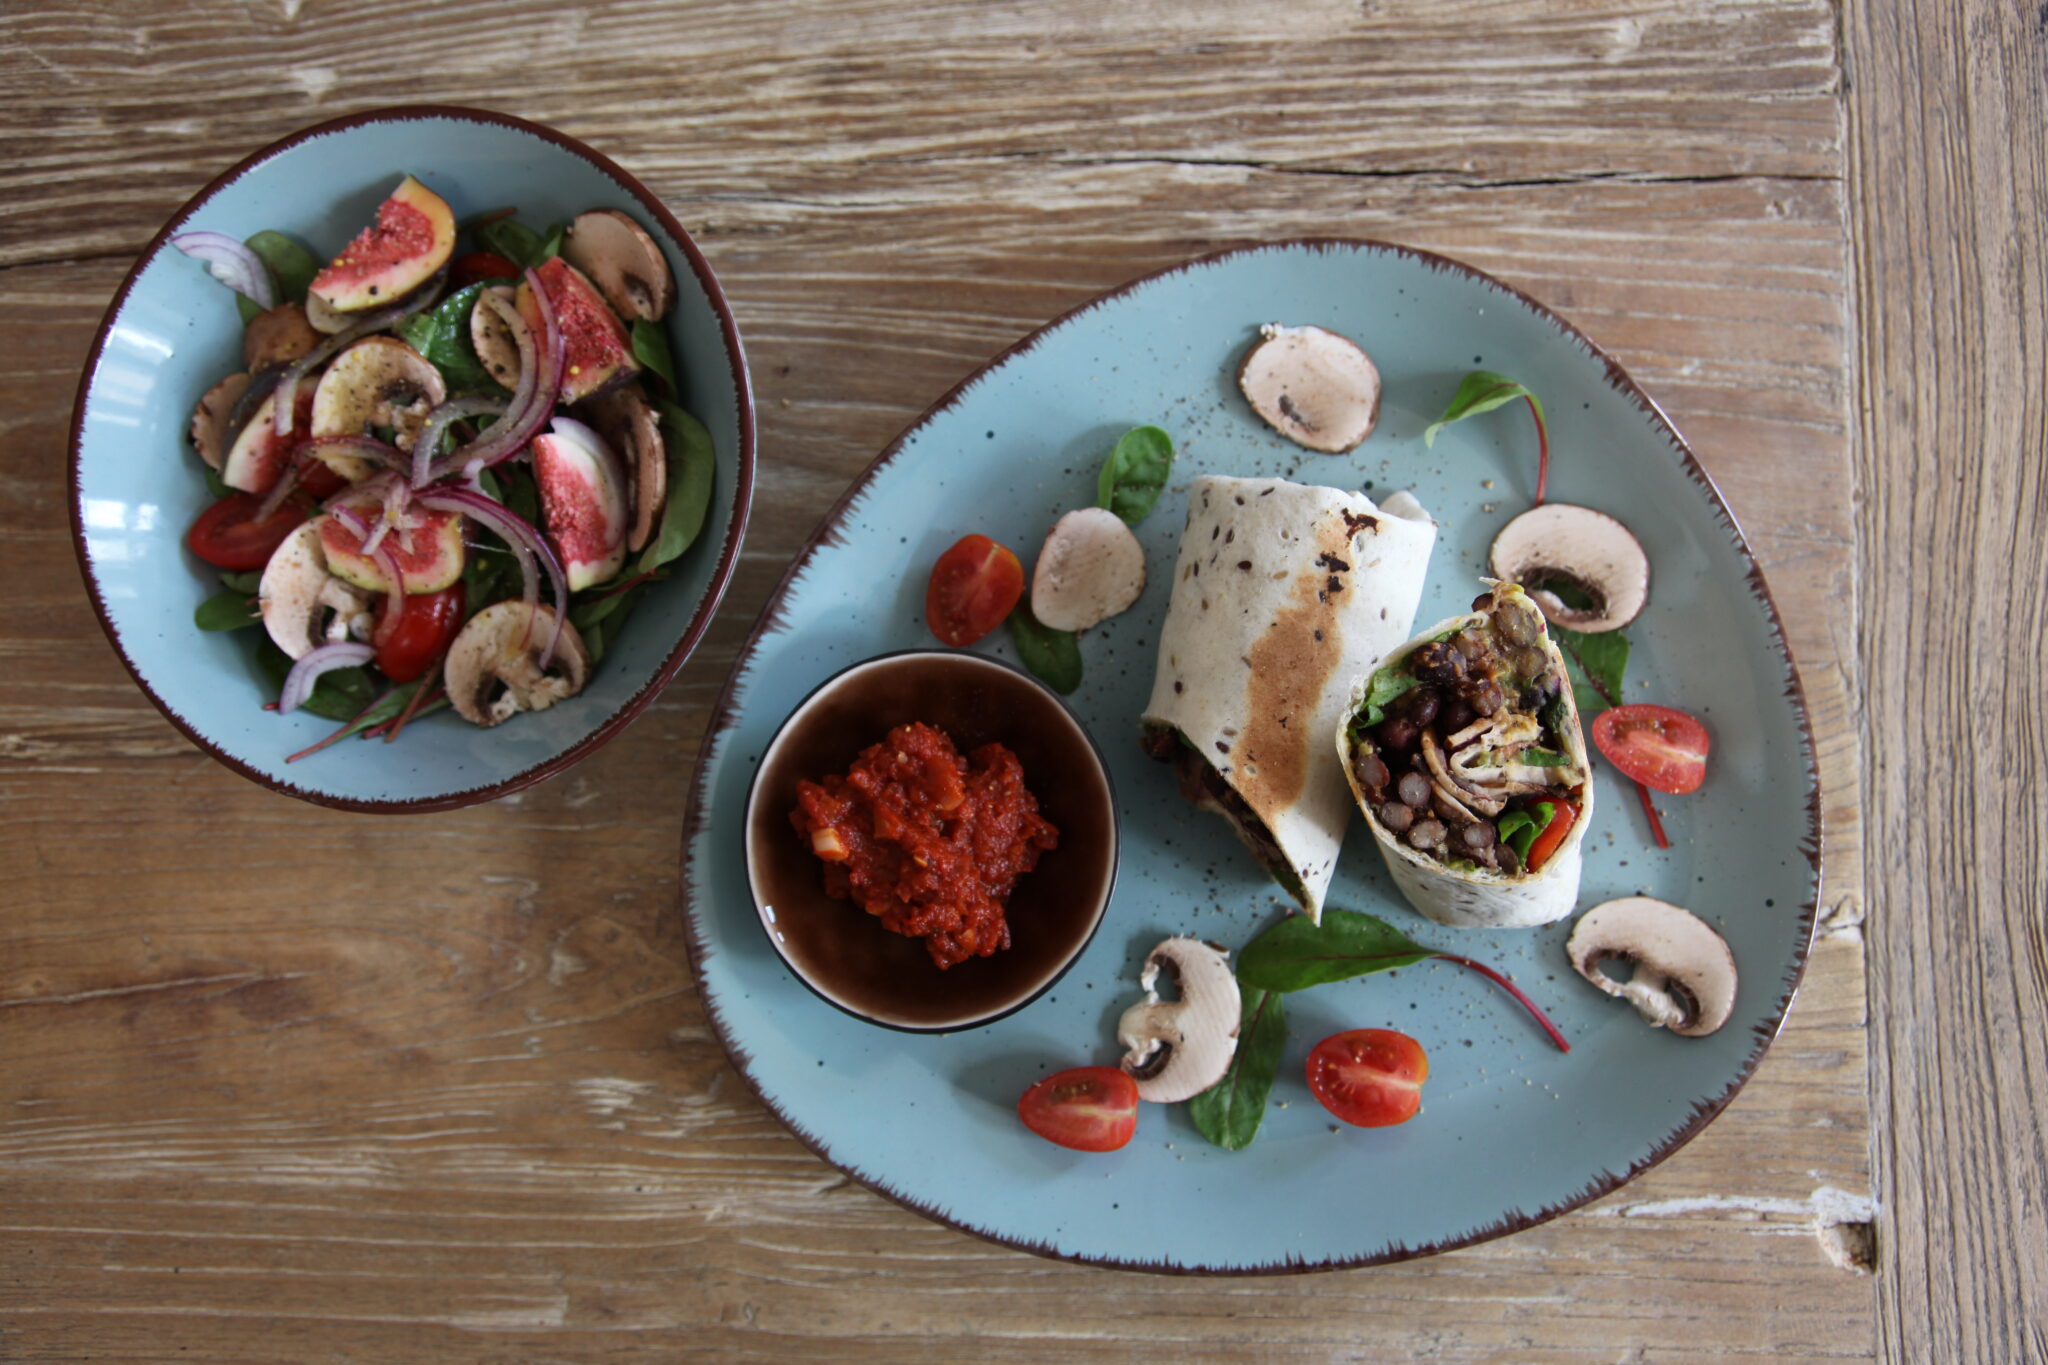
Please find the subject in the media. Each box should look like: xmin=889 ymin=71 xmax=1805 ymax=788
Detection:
xmin=1337 ymin=582 xmax=1594 ymax=929
xmin=1140 ymin=475 xmax=1437 ymax=922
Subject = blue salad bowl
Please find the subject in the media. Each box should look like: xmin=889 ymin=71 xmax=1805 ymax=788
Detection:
xmin=69 ymin=106 xmax=754 ymax=811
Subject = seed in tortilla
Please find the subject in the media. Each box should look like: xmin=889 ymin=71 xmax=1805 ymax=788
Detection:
xmin=1030 ymin=506 xmax=1146 ymax=632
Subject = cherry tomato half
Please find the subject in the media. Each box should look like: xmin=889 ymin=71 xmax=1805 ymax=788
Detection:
xmin=925 ymin=533 xmax=1025 ymax=647
xmin=185 ymin=491 xmax=310 ymax=570
xmin=1592 ymin=704 xmax=1710 ymax=795
xmin=1017 ymin=1066 xmax=1139 ymax=1152
xmin=373 ymin=582 xmax=467 ymax=684
xmin=448 ymin=251 xmax=522 ymax=290
xmin=1305 ymin=1028 xmax=1428 ymax=1129
xmin=1524 ymin=798 xmax=1579 ymax=874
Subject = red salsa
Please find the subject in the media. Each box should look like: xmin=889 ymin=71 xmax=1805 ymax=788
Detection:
xmin=791 ymin=721 xmax=1059 ymax=970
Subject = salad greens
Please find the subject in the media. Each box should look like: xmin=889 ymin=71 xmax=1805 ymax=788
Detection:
xmin=1425 ymin=369 xmax=1552 ymax=505
xmin=396 ymin=281 xmax=506 ymax=394
xmin=1006 ymin=591 xmax=1083 ymax=695
xmin=1185 ymin=987 xmax=1286 ymax=1152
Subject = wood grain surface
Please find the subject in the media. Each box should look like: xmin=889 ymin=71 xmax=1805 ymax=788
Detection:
xmin=0 ymin=0 xmax=1918 ymax=1358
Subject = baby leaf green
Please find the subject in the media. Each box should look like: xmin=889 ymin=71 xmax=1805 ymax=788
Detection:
xmin=1354 ymin=668 xmax=1417 ymax=728
xmin=476 ymin=217 xmax=543 ymax=270
xmin=194 ymin=589 xmax=259 ymax=632
xmin=1235 ymin=909 xmax=1436 ymax=994
xmin=631 ymin=318 xmax=679 ymax=395
xmin=396 ymin=282 xmax=500 ymax=394
xmin=1006 ymin=594 xmax=1082 ymax=694
xmin=244 ymin=230 xmax=320 ymax=305
xmin=1551 ymin=622 xmax=1628 ymax=713
xmin=1187 ymin=987 xmax=1286 ymax=1151
xmin=1093 ymin=425 xmax=1175 ymax=526
xmin=1422 ymin=371 xmax=1546 ymax=449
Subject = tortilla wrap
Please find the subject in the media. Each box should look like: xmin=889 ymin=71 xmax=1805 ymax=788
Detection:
xmin=1140 ymin=475 xmax=1436 ymax=921
xmin=1336 ymin=583 xmax=1594 ymax=929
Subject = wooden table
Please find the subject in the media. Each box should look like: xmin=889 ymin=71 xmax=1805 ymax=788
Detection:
xmin=2 ymin=2 xmax=2040 ymax=1359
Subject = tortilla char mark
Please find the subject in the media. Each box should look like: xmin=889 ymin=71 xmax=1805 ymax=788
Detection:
xmin=1236 ymin=508 xmax=1360 ymax=815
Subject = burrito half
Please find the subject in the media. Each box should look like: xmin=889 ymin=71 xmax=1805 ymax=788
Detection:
xmin=1336 ymin=582 xmax=1593 ymax=928
xmin=1141 ymin=475 xmax=1436 ymax=921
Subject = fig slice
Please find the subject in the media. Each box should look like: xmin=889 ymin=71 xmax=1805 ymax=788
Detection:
xmin=318 ymin=498 xmax=466 ymax=595
xmin=1030 ymin=507 xmax=1146 ymax=632
xmin=533 ymin=416 xmax=630 ymax=591
xmin=220 ymin=384 xmax=316 ymax=494
xmin=517 ymin=258 xmax=639 ymax=406
xmin=309 ymin=174 xmax=456 ymax=313
xmin=190 ymin=372 xmax=252 ymax=471
xmin=581 ymin=385 xmax=666 ymax=553
xmin=1236 ymin=323 xmax=1382 ymax=453
xmin=561 ymin=209 xmax=675 ymax=322
xmin=1488 ymin=503 xmax=1649 ymax=633
xmin=444 ymin=601 xmax=592 ymax=727
xmin=309 ymin=336 xmax=448 ymax=456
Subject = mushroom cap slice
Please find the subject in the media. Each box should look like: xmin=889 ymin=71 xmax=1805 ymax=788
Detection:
xmin=303 ymin=288 xmax=352 ymax=334
xmin=1565 ymin=896 xmax=1738 ymax=1037
xmin=470 ymin=285 xmax=523 ymax=391
xmin=1236 ymin=323 xmax=1382 ymax=453
xmin=258 ymin=522 xmax=374 ymax=660
xmin=1031 ymin=506 xmax=1146 ymax=632
xmin=1488 ymin=503 xmax=1650 ymax=634
xmin=310 ymin=336 xmax=448 ymax=454
xmin=582 ymin=384 xmax=666 ymax=553
xmin=241 ymin=303 xmax=322 ymax=373
xmin=1117 ymin=938 xmax=1241 ymax=1103
xmin=444 ymin=601 xmax=592 ymax=728
xmin=561 ymin=209 xmax=675 ymax=322
xmin=189 ymin=372 xmax=252 ymax=471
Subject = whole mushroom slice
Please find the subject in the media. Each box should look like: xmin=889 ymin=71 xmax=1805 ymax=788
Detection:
xmin=189 ymin=372 xmax=252 ymax=471
xmin=1236 ymin=322 xmax=1382 ymax=453
xmin=258 ymin=522 xmax=375 ymax=660
xmin=1565 ymin=897 xmax=1738 ymax=1037
xmin=241 ymin=303 xmax=322 ymax=373
xmin=561 ymin=209 xmax=675 ymax=322
xmin=444 ymin=601 xmax=592 ymax=728
xmin=582 ymin=385 xmax=666 ymax=553
xmin=1031 ymin=507 xmax=1146 ymax=632
xmin=304 ymin=288 xmax=352 ymax=334
xmin=1118 ymin=938 xmax=1241 ymax=1103
xmin=1489 ymin=503 xmax=1650 ymax=634
xmin=310 ymin=336 xmax=448 ymax=454
xmin=470 ymin=285 xmax=523 ymax=391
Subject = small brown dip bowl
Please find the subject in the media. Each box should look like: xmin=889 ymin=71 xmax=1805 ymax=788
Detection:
xmin=744 ymin=650 xmax=1118 ymax=1032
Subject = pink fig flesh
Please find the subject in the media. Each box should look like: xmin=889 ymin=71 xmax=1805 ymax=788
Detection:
xmin=517 ymin=258 xmax=638 ymax=405
xmin=534 ymin=425 xmax=628 ymax=591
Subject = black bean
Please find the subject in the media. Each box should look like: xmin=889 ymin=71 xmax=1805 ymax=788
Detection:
xmin=1410 ymin=643 xmax=1466 ymax=686
xmin=1469 ymin=680 xmax=1505 ymax=716
xmin=1376 ymin=716 xmax=1419 ymax=752
xmin=1407 ymin=818 xmax=1447 ymax=851
xmin=1379 ymin=802 xmax=1415 ymax=833
xmin=1399 ymin=686 xmax=1440 ymax=726
xmin=1461 ymin=821 xmax=1496 ymax=851
xmin=1495 ymin=600 xmax=1543 ymax=646
xmin=1511 ymin=645 xmax=1548 ymax=678
xmin=1355 ymin=753 xmax=1390 ymax=794
xmin=1497 ymin=843 xmax=1522 ymax=875
xmin=1470 ymin=592 xmax=1495 ymax=613
xmin=1397 ymin=772 xmax=1432 ymax=807
xmin=1440 ymin=698 xmax=1476 ymax=734
xmin=1453 ymin=630 xmax=1488 ymax=663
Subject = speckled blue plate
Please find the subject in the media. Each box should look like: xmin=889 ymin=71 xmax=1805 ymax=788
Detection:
xmin=70 ymin=107 xmax=753 ymax=811
xmin=681 ymin=241 xmax=1818 ymax=1273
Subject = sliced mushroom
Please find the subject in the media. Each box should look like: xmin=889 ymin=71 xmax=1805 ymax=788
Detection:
xmin=444 ymin=601 xmax=592 ymax=727
xmin=1236 ymin=323 xmax=1382 ymax=453
xmin=582 ymin=384 xmax=666 ymax=552
xmin=470 ymin=285 xmax=523 ymax=390
xmin=1117 ymin=938 xmax=1241 ymax=1103
xmin=189 ymin=372 xmax=252 ymax=471
xmin=258 ymin=522 xmax=375 ymax=660
xmin=309 ymin=336 xmax=448 ymax=453
xmin=304 ymin=288 xmax=352 ymax=334
xmin=242 ymin=303 xmax=322 ymax=372
xmin=1566 ymin=897 xmax=1738 ymax=1037
xmin=1489 ymin=504 xmax=1650 ymax=634
xmin=561 ymin=209 xmax=675 ymax=321
xmin=1030 ymin=507 xmax=1146 ymax=632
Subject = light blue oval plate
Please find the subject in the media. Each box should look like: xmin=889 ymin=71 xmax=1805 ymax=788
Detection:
xmin=681 ymin=241 xmax=1818 ymax=1273
xmin=70 ymin=107 xmax=753 ymax=811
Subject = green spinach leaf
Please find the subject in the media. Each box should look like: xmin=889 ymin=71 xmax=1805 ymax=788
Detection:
xmin=194 ymin=589 xmax=259 ymax=632
xmin=634 ymin=402 xmax=715 ymax=574
xmin=537 ymin=219 xmax=568 ymax=263
xmin=1006 ymin=594 xmax=1082 ymax=694
xmin=476 ymin=217 xmax=543 ymax=270
xmin=244 ymin=230 xmax=320 ymax=304
xmin=1354 ymin=668 xmax=1417 ymax=728
xmin=216 ymin=569 xmax=263 ymax=595
xmin=396 ymin=281 xmax=501 ymax=393
xmin=1093 ymin=425 xmax=1175 ymax=526
xmin=1422 ymin=371 xmax=1546 ymax=449
xmin=1494 ymin=801 xmax=1557 ymax=861
xmin=631 ymin=318 xmax=679 ymax=394
xmin=1187 ymin=987 xmax=1286 ymax=1151
xmin=1551 ymin=623 xmax=1628 ymax=712
xmin=1236 ymin=909 xmax=1435 ymax=994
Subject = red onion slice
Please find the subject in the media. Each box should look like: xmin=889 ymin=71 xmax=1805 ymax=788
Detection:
xmin=279 ymin=641 xmax=375 ymax=713
xmin=410 ymin=396 xmax=509 ymax=488
xmin=273 ymin=268 xmax=447 ymax=439
xmin=424 ymin=280 xmax=560 ymax=482
xmin=251 ymin=458 xmax=304 ymax=523
xmin=301 ymin=435 xmax=410 ymax=475
xmin=172 ymin=231 xmax=277 ymax=310
xmin=417 ymin=487 xmax=568 ymax=665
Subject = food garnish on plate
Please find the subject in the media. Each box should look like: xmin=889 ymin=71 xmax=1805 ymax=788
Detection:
xmin=1138 ymin=474 xmax=1436 ymax=922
